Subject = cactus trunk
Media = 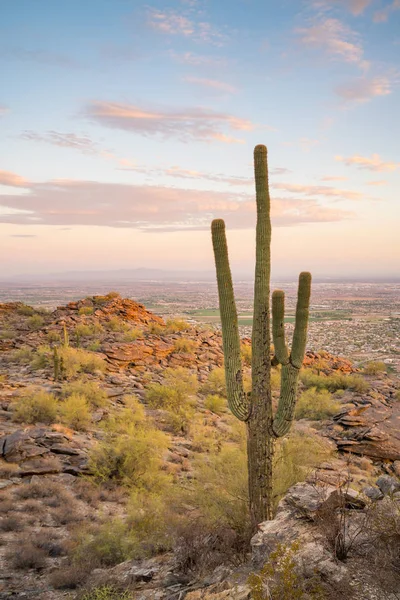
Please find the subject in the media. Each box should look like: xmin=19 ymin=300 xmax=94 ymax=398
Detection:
xmin=211 ymin=144 xmax=311 ymax=527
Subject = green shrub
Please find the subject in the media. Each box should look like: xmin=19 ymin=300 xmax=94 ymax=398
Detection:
xmin=88 ymin=340 xmax=101 ymax=352
xmin=300 ymin=370 xmax=368 ymax=394
xmin=248 ymin=541 xmax=326 ymax=599
xmin=88 ymin=401 xmax=169 ymax=489
xmin=78 ymin=306 xmax=94 ymax=315
xmin=295 ymin=387 xmax=341 ymax=420
xmin=27 ymin=315 xmax=44 ymax=330
xmin=30 ymin=345 xmax=51 ymax=370
xmin=363 ymin=361 xmax=387 ymax=375
xmin=62 ymin=379 xmax=107 ymax=408
xmin=273 ymin=430 xmax=334 ymax=510
xmin=241 ymin=342 xmax=252 ymax=366
xmin=13 ymin=390 xmax=58 ymax=424
xmin=173 ymin=338 xmax=196 ymax=354
xmin=0 ymin=328 xmax=16 ymax=339
xmin=17 ymin=304 xmax=34 ymax=316
xmin=7 ymin=346 xmax=33 ymax=364
xmin=59 ymin=347 xmax=107 ymax=378
xmin=205 ymin=394 xmax=226 ymax=415
xmin=79 ymin=586 xmax=133 ymax=600
xmin=75 ymin=324 xmax=100 ymax=338
xmin=122 ymin=328 xmax=142 ymax=342
xmin=105 ymin=317 xmax=130 ymax=333
xmin=200 ymin=367 xmax=227 ymax=397
xmin=47 ymin=330 xmax=61 ymax=343
xmin=72 ymin=520 xmax=135 ymax=568
xmin=165 ymin=319 xmax=190 ymax=333
xmin=147 ymin=322 xmax=165 ymax=335
xmin=60 ymin=394 xmax=91 ymax=430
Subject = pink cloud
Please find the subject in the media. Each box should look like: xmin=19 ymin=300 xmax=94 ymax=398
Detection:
xmin=147 ymin=8 xmax=227 ymax=45
xmin=373 ymin=0 xmax=400 ymax=22
xmin=0 ymin=105 xmax=9 ymax=116
xmin=296 ymin=18 xmax=367 ymax=69
xmin=272 ymin=182 xmax=364 ymax=201
xmin=169 ymin=51 xmax=227 ymax=67
xmin=335 ymin=153 xmax=400 ymax=172
xmin=321 ymin=175 xmax=348 ymax=181
xmin=19 ymin=130 xmax=103 ymax=154
xmin=0 ymin=170 xmax=30 ymax=188
xmin=184 ymin=76 xmax=237 ymax=93
xmin=335 ymin=76 xmax=392 ymax=102
xmin=367 ymin=180 xmax=387 ymax=186
xmin=84 ymin=101 xmax=257 ymax=143
xmin=0 ymin=178 xmax=352 ymax=231
xmin=329 ymin=0 xmax=372 ymax=15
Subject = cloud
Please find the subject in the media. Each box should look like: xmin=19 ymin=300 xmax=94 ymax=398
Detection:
xmin=10 ymin=234 xmax=37 ymax=238
xmin=373 ymin=0 xmax=400 ymax=22
xmin=0 ymin=105 xmax=9 ymax=116
xmin=272 ymin=182 xmax=364 ymax=200
xmin=335 ymin=153 xmax=400 ymax=171
xmin=367 ymin=180 xmax=387 ymax=185
xmin=169 ymin=51 xmax=227 ymax=66
xmin=335 ymin=76 xmax=392 ymax=102
xmin=0 ymin=47 xmax=80 ymax=68
xmin=147 ymin=8 xmax=227 ymax=45
xmin=328 ymin=0 xmax=372 ymax=15
xmin=84 ymin=101 xmax=256 ymax=143
xmin=296 ymin=17 xmax=367 ymax=69
xmin=183 ymin=76 xmax=237 ymax=93
xmin=321 ymin=175 xmax=348 ymax=181
xmin=0 ymin=179 xmax=352 ymax=231
xmin=0 ymin=170 xmax=30 ymax=188
xmin=19 ymin=131 xmax=103 ymax=155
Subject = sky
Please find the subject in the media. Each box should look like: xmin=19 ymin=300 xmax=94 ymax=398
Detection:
xmin=0 ymin=0 xmax=399 ymax=280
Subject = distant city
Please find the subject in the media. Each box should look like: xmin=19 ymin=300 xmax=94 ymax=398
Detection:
xmin=1 ymin=277 xmax=399 ymax=372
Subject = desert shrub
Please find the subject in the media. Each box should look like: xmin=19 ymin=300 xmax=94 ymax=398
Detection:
xmin=13 ymin=389 xmax=58 ymax=424
xmin=88 ymin=340 xmax=101 ymax=352
xmin=0 ymin=328 xmax=16 ymax=339
xmin=189 ymin=420 xmax=222 ymax=453
xmin=51 ymin=502 xmax=82 ymax=525
xmin=105 ymin=291 xmax=121 ymax=300
xmin=0 ymin=515 xmax=23 ymax=531
xmin=363 ymin=361 xmax=387 ymax=375
xmin=79 ymin=306 xmax=94 ymax=315
xmin=7 ymin=541 xmax=47 ymax=570
xmin=273 ymin=431 xmax=334 ymax=510
xmin=0 ymin=461 xmax=19 ymax=478
xmin=17 ymin=303 xmax=34 ymax=316
xmin=200 ymin=367 xmax=227 ymax=397
xmin=75 ymin=324 xmax=98 ymax=338
xmin=173 ymin=338 xmax=197 ymax=354
xmin=7 ymin=346 xmax=33 ymax=364
xmin=27 ymin=314 xmax=44 ymax=330
xmin=62 ymin=379 xmax=107 ymax=408
xmin=122 ymin=328 xmax=142 ymax=342
xmin=295 ymin=387 xmax=341 ymax=420
xmin=88 ymin=401 xmax=169 ymax=490
xmin=73 ymin=479 xmax=102 ymax=506
xmin=300 ymin=370 xmax=368 ymax=394
xmin=367 ymin=496 xmax=400 ymax=573
xmin=241 ymin=342 xmax=252 ymax=366
xmin=105 ymin=317 xmax=130 ymax=332
xmin=49 ymin=564 xmax=88 ymax=589
xmin=31 ymin=530 xmax=66 ymax=557
xmin=165 ymin=318 xmax=190 ymax=332
xmin=78 ymin=587 xmax=133 ymax=600
xmin=14 ymin=479 xmax=66 ymax=500
xmin=59 ymin=346 xmax=107 ymax=377
xmin=147 ymin=322 xmax=165 ymax=335
xmin=47 ymin=329 xmax=61 ymax=342
xmin=60 ymin=393 xmax=91 ymax=430
xmin=30 ymin=344 xmax=52 ymax=370
xmin=146 ymin=368 xmax=198 ymax=433
xmin=248 ymin=541 xmax=326 ymax=599
xmin=205 ymin=394 xmax=226 ymax=415
xmin=72 ymin=520 xmax=136 ymax=568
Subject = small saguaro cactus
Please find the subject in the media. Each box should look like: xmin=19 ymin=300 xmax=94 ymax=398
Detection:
xmin=211 ymin=144 xmax=311 ymax=526
xmin=53 ymin=346 xmax=60 ymax=381
xmin=63 ymin=323 xmax=69 ymax=348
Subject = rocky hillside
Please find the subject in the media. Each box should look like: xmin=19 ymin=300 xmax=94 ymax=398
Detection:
xmin=0 ymin=293 xmax=399 ymax=600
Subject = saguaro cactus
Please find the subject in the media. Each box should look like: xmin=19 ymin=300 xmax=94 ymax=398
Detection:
xmin=211 ymin=144 xmax=311 ymax=526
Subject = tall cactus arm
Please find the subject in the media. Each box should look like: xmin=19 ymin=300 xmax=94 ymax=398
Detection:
xmin=290 ymin=272 xmax=312 ymax=368
xmin=272 ymin=363 xmax=300 ymax=437
xmin=272 ymin=290 xmax=289 ymax=365
xmin=252 ymin=145 xmax=272 ymax=405
xmin=211 ymin=219 xmax=249 ymax=421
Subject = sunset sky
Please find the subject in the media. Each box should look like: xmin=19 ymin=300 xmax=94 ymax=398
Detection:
xmin=1 ymin=0 xmax=399 ymax=279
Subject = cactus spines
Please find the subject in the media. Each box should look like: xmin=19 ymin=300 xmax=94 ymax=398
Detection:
xmin=211 ymin=144 xmax=312 ymax=526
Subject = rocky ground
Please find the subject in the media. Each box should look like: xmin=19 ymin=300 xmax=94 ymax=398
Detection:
xmin=0 ymin=294 xmax=399 ymax=599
